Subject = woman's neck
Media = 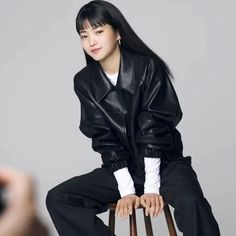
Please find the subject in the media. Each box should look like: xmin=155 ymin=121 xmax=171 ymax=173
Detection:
xmin=99 ymin=45 xmax=120 ymax=74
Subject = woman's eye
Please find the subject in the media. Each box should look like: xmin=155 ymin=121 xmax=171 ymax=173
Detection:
xmin=80 ymin=35 xmax=87 ymax=39
xmin=96 ymin=30 xmax=103 ymax=34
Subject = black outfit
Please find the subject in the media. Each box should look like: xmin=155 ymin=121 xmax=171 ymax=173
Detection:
xmin=46 ymin=48 xmax=221 ymax=235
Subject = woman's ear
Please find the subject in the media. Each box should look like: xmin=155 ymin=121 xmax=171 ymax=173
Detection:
xmin=116 ymin=31 xmax=121 ymax=41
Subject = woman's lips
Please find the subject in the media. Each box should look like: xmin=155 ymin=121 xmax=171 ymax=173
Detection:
xmin=91 ymin=48 xmax=101 ymax=54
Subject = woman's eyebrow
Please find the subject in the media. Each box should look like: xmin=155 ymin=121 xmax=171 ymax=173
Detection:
xmin=79 ymin=26 xmax=103 ymax=34
xmin=79 ymin=29 xmax=87 ymax=34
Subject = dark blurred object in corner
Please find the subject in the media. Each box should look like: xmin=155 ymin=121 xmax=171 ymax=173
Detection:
xmin=0 ymin=186 xmax=6 ymax=214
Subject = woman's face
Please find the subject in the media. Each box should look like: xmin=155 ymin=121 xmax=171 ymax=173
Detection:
xmin=79 ymin=20 xmax=120 ymax=62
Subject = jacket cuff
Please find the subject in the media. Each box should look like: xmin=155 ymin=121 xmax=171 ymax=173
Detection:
xmin=102 ymin=159 xmax=128 ymax=173
xmin=141 ymin=144 xmax=163 ymax=158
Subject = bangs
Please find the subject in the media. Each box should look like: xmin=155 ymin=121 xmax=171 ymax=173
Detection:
xmin=77 ymin=11 xmax=109 ymax=33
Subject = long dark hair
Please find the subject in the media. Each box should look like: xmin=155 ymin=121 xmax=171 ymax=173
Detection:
xmin=76 ymin=0 xmax=174 ymax=81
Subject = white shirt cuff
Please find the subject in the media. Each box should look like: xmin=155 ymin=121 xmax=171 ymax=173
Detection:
xmin=144 ymin=157 xmax=161 ymax=194
xmin=113 ymin=167 xmax=136 ymax=197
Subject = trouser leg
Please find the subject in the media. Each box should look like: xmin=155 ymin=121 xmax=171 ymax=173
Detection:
xmin=160 ymin=156 xmax=221 ymax=236
xmin=45 ymin=167 xmax=120 ymax=236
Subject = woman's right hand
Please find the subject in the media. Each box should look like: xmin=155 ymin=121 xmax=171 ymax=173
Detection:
xmin=115 ymin=194 xmax=140 ymax=219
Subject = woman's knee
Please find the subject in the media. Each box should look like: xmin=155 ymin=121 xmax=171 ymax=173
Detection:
xmin=175 ymin=191 xmax=205 ymax=209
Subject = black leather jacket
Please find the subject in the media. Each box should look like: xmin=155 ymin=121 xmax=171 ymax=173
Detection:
xmin=74 ymin=48 xmax=184 ymax=178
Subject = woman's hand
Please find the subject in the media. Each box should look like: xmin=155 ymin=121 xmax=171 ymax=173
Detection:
xmin=140 ymin=193 xmax=164 ymax=217
xmin=115 ymin=194 xmax=140 ymax=219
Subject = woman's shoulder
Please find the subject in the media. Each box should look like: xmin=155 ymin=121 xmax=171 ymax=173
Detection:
xmin=73 ymin=62 xmax=95 ymax=89
xmin=73 ymin=62 xmax=95 ymax=98
xmin=123 ymin=48 xmax=152 ymax=63
xmin=74 ymin=63 xmax=93 ymax=83
xmin=124 ymin=48 xmax=162 ymax=71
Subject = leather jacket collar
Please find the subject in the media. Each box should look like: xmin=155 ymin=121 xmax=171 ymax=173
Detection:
xmin=91 ymin=48 xmax=135 ymax=103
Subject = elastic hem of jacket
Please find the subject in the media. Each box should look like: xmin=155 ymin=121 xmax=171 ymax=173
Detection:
xmin=102 ymin=160 xmax=128 ymax=173
xmin=141 ymin=147 xmax=163 ymax=158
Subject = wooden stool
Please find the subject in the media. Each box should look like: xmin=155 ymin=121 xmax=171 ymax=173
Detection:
xmin=107 ymin=203 xmax=177 ymax=236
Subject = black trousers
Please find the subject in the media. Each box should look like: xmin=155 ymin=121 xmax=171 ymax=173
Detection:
xmin=46 ymin=156 xmax=220 ymax=236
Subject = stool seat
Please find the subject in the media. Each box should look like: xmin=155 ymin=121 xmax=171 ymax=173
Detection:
xmin=107 ymin=203 xmax=177 ymax=236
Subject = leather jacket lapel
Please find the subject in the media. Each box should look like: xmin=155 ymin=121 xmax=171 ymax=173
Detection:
xmin=92 ymin=48 xmax=135 ymax=103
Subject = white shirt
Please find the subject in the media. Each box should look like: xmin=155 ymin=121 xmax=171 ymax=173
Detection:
xmin=104 ymin=70 xmax=161 ymax=197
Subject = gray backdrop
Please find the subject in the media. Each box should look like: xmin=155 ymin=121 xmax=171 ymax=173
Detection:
xmin=0 ymin=0 xmax=235 ymax=235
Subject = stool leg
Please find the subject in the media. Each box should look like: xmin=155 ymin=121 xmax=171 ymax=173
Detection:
xmin=142 ymin=208 xmax=153 ymax=236
xmin=164 ymin=205 xmax=177 ymax=236
xmin=129 ymin=210 xmax=137 ymax=236
xmin=108 ymin=209 xmax=115 ymax=235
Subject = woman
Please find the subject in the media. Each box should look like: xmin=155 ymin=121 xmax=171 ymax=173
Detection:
xmin=46 ymin=1 xmax=221 ymax=235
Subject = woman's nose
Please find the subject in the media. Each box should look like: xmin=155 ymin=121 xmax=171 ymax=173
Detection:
xmin=89 ymin=36 xmax=97 ymax=47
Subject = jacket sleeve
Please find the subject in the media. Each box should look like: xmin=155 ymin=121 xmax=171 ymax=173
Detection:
xmin=135 ymin=58 xmax=183 ymax=158
xmin=74 ymin=76 xmax=130 ymax=173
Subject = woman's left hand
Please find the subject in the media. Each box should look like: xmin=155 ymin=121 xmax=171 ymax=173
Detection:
xmin=140 ymin=193 xmax=164 ymax=217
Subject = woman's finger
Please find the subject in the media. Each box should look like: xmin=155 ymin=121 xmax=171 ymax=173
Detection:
xmin=128 ymin=199 xmax=133 ymax=215
xmin=140 ymin=196 xmax=146 ymax=207
xmin=118 ymin=202 xmax=122 ymax=218
xmin=119 ymin=200 xmax=123 ymax=218
xmin=135 ymin=196 xmax=140 ymax=209
xmin=149 ymin=196 xmax=156 ymax=217
xmin=145 ymin=197 xmax=151 ymax=216
xmin=121 ymin=200 xmax=126 ymax=219
xmin=159 ymin=195 xmax=164 ymax=214
xmin=154 ymin=196 xmax=160 ymax=216
xmin=123 ymin=200 xmax=128 ymax=218
xmin=115 ymin=200 xmax=121 ymax=216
